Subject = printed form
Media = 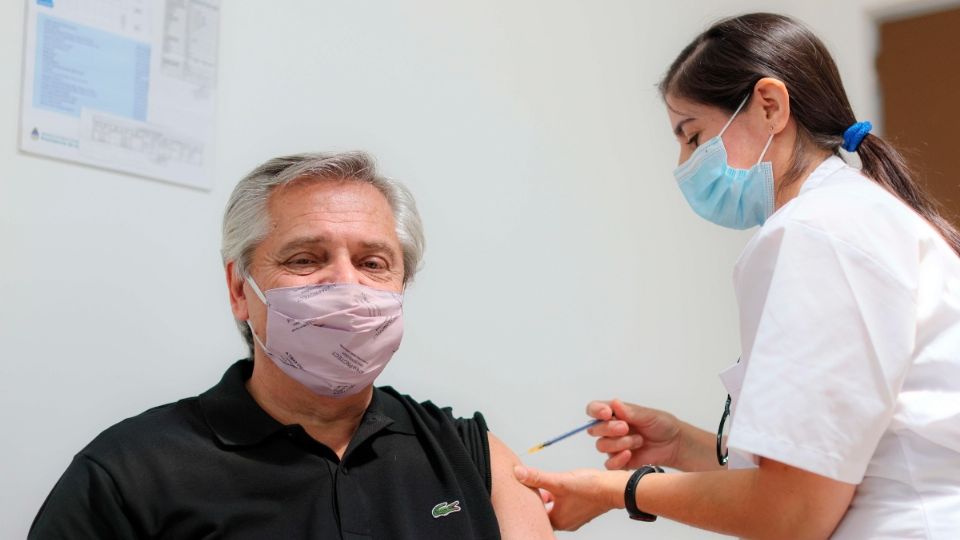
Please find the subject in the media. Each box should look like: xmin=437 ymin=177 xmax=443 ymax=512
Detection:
xmin=19 ymin=0 xmax=220 ymax=189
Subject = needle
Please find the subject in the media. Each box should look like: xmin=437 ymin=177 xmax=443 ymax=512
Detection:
xmin=526 ymin=419 xmax=603 ymax=454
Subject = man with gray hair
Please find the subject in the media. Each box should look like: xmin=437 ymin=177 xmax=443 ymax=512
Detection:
xmin=30 ymin=152 xmax=553 ymax=539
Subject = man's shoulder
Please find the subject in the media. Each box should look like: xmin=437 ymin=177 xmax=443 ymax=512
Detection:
xmin=79 ymin=396 xmax=206 ymax=464
xmin=374 ymin=386 xmax=493 ymax=494
xmin=80 ymin=359 xmax=258 ymax=466
xmin=374 ymin=385 xmax=488 ymax=431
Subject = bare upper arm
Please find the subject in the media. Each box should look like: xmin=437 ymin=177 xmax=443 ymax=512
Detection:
xmin=756 ymin=457 xmax=856 ymax=539
xmin=487 ymin=432 xmax=555 ymax=540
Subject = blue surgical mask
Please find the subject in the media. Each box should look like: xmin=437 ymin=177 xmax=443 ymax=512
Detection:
xmin=673 ymin=96 xmax=775 ymax=229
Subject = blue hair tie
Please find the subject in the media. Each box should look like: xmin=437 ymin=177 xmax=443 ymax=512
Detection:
xmin=842 ymin=121 xmax=872 ymax=152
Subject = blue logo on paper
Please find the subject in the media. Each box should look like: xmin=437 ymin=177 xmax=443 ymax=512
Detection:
xmin=37 ymin=0 xmax=54 ymax=7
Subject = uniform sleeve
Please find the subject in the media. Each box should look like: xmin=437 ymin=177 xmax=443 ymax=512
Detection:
xmin=29 ymin=454 xmax=138 ymax=540
xmin=728 ymin=219 xmax=917 ymax=484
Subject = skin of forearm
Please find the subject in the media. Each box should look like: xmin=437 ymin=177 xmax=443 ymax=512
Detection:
xmin=627 ymin=467 xmax=847 ymax=540
xmin=673 ymin=421 xmax=725 ymax=472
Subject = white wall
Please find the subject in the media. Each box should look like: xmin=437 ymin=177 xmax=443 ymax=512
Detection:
xmin=0 ymin=1 xmax=913 ymax=538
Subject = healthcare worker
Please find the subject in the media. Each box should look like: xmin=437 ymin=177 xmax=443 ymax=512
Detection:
xmin=514 ymin=12 xmax=960 ymax=539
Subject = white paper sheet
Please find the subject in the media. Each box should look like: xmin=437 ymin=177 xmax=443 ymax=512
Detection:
xmin=19 ymin=0 xmax=220 ymax=190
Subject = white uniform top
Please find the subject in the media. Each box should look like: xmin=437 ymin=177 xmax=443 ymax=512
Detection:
xmin=722 ymin=156 xmax=960 ymax=539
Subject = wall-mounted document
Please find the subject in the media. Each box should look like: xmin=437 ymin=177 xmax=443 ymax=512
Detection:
xmin=19 ymin=0 xmax=220 ymax=190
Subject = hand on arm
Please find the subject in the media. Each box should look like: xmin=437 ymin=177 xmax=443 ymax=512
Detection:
xmin=487 ymin=433 xmax=555 ymax=540
xmin=512 ymin=466 xmax=631 ymax=531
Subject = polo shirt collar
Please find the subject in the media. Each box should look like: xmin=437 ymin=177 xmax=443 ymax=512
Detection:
xmin=199 ymin=360 xmax=416 ymax=448
xmin=359 ymin=385 xmax=417 ymax=436
xmin=199 ymin=360 xmax=285 ymax=446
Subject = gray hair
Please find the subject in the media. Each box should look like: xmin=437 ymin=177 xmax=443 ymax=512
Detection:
xmin=221 ymin=151 xmax=425 ymax=355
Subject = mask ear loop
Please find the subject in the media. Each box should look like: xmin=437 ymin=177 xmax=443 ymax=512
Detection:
xmin=244 ymin=276 xmax=271 ymax=352
xmin=245 ymin=275 xmax=268 ymax=306
xmin=718 ymin=95 xmax=751 ymax=139
xmin=756 ymin=130 xmax=775 ymax=165
xmin=719 ymin=94 xmax=775 ymax=164
xmin=246 ymin=320 xmax=270 ymax=354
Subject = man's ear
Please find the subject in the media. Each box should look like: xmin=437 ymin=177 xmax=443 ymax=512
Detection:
xmin=225 ymin=261 xmax=249 ymax=322
xmin=752 ymin=77 xmax=791 ymax=135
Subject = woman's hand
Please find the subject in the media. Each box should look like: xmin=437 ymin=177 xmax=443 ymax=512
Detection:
xmin=513 ymin=466 xmax=631 ymax=531
xmin=587 ymin=399 xmax=683 ymax=470
xmin=587 ymin=399 xmax=721 ymax=472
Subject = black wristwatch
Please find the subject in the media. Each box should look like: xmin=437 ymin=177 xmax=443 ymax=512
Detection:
xmin=624 ymin=465 xmax=664 ymax=521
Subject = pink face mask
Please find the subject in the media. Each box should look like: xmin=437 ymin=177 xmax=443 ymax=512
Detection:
xmin=245 ymin=277 xmax=404 ymax=398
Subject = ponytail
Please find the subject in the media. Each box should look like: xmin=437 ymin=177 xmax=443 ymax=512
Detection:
xmin=856 ymin=134 xmax=960 ymax=256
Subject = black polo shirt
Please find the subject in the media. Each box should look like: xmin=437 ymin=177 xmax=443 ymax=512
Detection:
xmin=30 ymin=360 xmax=501 ymax=539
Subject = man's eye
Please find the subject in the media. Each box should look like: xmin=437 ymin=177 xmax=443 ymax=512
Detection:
xmin=285 ymin=255 xmax=319 ymax=267
xmin=284 ymin=257 xmax=320 ymax=275
xmin=360 ymin=258 xmax=387 ymax=270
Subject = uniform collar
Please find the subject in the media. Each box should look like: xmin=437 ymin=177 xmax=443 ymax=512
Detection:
xmin=198 ymin=360 xmax=415 ymax=448
xmin=798 ymin=155 xmax=847 ymax=196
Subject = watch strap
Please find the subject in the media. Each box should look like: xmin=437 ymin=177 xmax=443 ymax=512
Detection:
xmin=624 ymin=465 xmax=664 ymax=522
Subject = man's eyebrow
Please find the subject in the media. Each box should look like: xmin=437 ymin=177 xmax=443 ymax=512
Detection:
xmin=360 ymin=240 xmax=400 ymax=256
xmin=673 ymin=117 xmax=695 ymax=137
xmin=277 ymin=236 xmax=328 ymax=252
xmin=277 ymin=237 xmax=399 ymax=256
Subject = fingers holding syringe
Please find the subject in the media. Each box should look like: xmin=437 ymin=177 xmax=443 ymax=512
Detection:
xmin=585 ymin=400 xmax=631 ymax=438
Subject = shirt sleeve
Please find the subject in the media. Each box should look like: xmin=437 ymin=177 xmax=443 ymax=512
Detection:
xmin=449 ymin=410 xmax=492 ymax=495
xmin=728 ymin=219 xmax=917 ymax=484
xmin=29 ymin=454 xmax=138 ymax=540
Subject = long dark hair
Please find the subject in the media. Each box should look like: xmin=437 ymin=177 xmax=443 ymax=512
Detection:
xmin=660 ymin=12 xmax=960 ymax=255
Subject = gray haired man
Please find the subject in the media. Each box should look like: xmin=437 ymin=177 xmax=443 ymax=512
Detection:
xmin=30 ymin=152 xmax=553 ymax=540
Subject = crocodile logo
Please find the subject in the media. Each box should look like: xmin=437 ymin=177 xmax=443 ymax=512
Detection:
xmin=431 ymin=500 xmax=461 ymax=519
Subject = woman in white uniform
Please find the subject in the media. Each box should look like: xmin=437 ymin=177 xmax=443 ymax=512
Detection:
xmin=514 ymin=13 xmax=960 ymax=539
